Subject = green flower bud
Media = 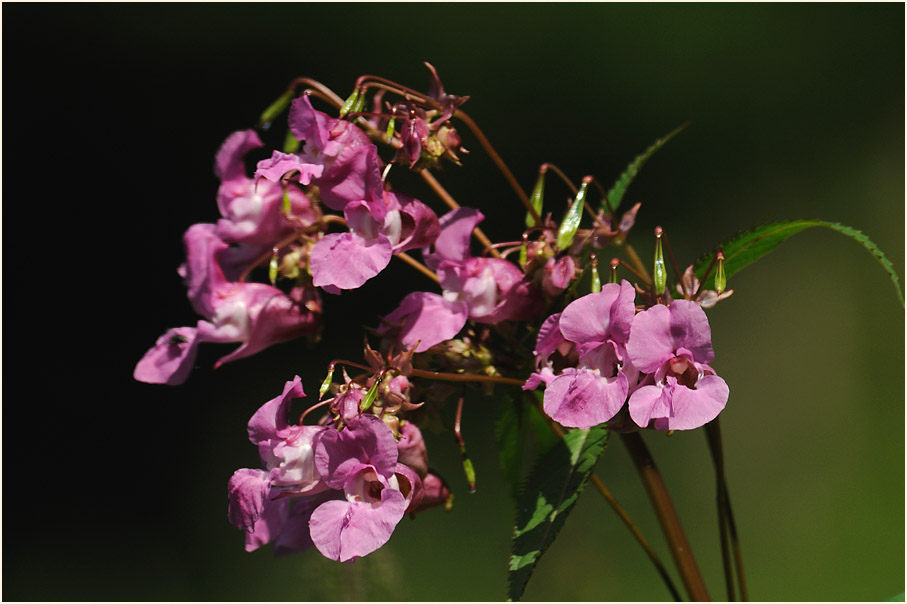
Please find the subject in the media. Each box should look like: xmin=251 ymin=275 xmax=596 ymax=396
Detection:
xmin=318 ymin=363 xmax=336 ymax=400
xmin=359 ymin=377 xmax=382 ymax=411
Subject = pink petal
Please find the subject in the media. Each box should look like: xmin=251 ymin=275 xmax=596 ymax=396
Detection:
xmin=396 ymin=421 xmax=428 ymax=478
xmin=316 ymin=145 xmax=384 ymax=214
xmin=314 ymin=415 xmax=398 ymax=489
xmin=214 ymin=129 xmax=263 ymax=183
xmin=227 ymin=468 xmax=271 ymax=532
xmin=626 ymin=304 xmax=675 ymax=373
xmin=391 ymin=194 xmax=441 ymax=253
xmin=425 ymin=207 xmax=484 ymax=269
xmin=309 ymin=488 xmax=406 ymax=562
xmin=543 ymin=368 xmax=628 ymax=429
xmin=628 ymin=384 xmax=672 ymax=428
xmin=534 ymin=312 xmax=565 ymax=365
xmin=254 ymin=151 xmax=323 ymax=185
xmin=273 ymin=492 xmax=334 ymax=557
xmin=179 ymin=223 xmax=229 ymax=318
xmin=310 ymin=231 xmax=392 ymax=291
xmin=134 ymin=326 xmax=200 ymax=385
xmin=247 ymin=376 xmax=305 ymax=446
xmin=665 ymin=300 xmax=715 ymax=364
xmin=664 ymin=375 xmax=728 ymax=430
xmin=244 ymin=490 xmax=289 ymax=552
xmin=378 ymin=291 xmax=468 ymax=352
xmin=559 ymin=281 xmax=635 ymax=346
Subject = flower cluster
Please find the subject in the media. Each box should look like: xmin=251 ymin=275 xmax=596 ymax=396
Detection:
xmin=136 ymin=65 xmax=735 ymax=564
xmin=524 ymin=281 xmax=728 ymax=431
xmin=227 ymin=375 xmax=450 ymax=561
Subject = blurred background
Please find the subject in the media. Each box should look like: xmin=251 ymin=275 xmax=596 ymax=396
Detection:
xmin=3 ymin=3 xmax=903 ymax=601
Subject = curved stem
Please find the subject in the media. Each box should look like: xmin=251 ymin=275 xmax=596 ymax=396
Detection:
xmin=420 ymin=170 xmax=501 ymax=258
xmin=454 ymin=109 xmax=531 ymax=209
xmin=286 ymin=77 xmax=345 ymax=108
xmin=621 ymin=431 xmax=711 ymax=601
xmin=408 ymin=368 xmax=523 ymax=386
xmin=621 ymin=241 xmax=653 ymax=286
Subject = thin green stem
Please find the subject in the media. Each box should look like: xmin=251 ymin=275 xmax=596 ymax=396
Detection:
xmin=621 ymin=431 xmax=711 ymax=601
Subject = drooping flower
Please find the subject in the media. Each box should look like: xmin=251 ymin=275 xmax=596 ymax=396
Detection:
xmin=309 ymin=414 xmax=417 ymax=562
xmin=524 ymin=280 xmax=638 ymax=429
xmin=134 ymin=225 xmax=321 ymax=385
xmin=214 ymin=129 xmax=318 ymax=246
xmin=626 ymin=300 xmax=729 ymax=430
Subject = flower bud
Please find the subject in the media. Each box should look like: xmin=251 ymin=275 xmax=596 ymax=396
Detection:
xmin=556 ymin=178 xmax=590 ymax=251
xmin=526 ymin=168 xmax=546 ymax=228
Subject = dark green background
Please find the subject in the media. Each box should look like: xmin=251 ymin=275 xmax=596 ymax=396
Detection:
xmin=4 ymin=3 xmax=903 ymax=601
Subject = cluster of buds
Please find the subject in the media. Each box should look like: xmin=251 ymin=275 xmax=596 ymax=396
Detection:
xmin=137 ymin=65 xmax=735 ymax=563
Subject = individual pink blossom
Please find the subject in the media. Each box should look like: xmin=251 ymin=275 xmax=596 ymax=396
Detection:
xmin=626 ymin=300 xmax=729 ymax=430
xmin=134 ymin=225 xmax=321 ymax=385
xmin=247 ymin=376 xmax=329 ymax=492
xmin=214 ymin=130 xmax=317 ymax=246
xmin=309 ymin=188 xmax=440 ymax=291
xmin=309 ymin=414 xmax=417 ymax=562
xmin=524 ymin=281 xmax=638 ymax=429
xmin=376 ymin=291 xmax=469 ymax=353
xmin=427 ymin=207 xmax=542 ymax=322
xmin=541 ymin=255 xmax=577 ymax=297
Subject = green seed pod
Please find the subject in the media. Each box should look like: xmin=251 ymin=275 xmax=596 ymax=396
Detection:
xmin=259 ymin=89 xmax=294 ymax=127
xmin=653 ymin=227 xmax=667 ymax=296
xmin=339 ymin=88 xmax=361 ymax=117
xmin=556 ymin=180 xmax=589 ymax=251
xmin=715 ymin=251 xmax=727 ymax=294
xmin=526 ymin=170 xmax=546 ymax=228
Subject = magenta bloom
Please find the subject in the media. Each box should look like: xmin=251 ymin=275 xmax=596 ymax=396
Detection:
xmin=426 ymin=207 xmax=542 ymax=323
xmin=134 ymin=225 xmax=321 ymax=385
xmin=525 ymin=281 xmax=638 ymax=429
xmin=310 ymin=188 xmax=440 ymax=291
xmin=309 ymin=414 xmax=416 ymax=562
xmin=626 ymin=300 xmax=729 ymax=430
xmin=214 ymin=130 xmax=317 ymax=246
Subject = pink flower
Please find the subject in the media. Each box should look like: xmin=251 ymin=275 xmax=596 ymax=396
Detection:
xmin=309 ymin=188 xmax=440 ymax=291
xmin=134 ymin=225 xmax=321 ymax=385
xmin=214 ymin=130 xmax=317 ymax=246
xmin=525 ymin=281 xmax=638 ymax=429
xmin=309 ymin=414 xmax=416 ymax=562
xmin=626 ymin=300 xmax=729 ymax=430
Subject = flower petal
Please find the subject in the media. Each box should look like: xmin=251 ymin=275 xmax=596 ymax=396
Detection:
xmin=310 ymin=232 xmax=392 ymax=291
xmin=134 ymin=326 xmax=200 ymax=385
xmin=378 ymin=291 xmax=468 ymax=352
xmin=664 ymin=375 xmax=728 ymax=430
xmin=543 ymin=368 xmax=628 ymax=429
xmin=247 ymin=376 xmax=305 ymax=445
xmin=309 ymin=488 xmax=406 ymax=562
xmin=315 ymin=414 xmax=398 ymax=488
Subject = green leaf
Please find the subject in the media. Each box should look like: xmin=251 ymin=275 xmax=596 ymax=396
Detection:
xmin=693 ymin=220 xmax=903 ymax=306
xmin=507 ymin=426 xmax=609 ymax=601
xmin=605 ymin=122 xmax=689 ymax=214
xmin=556 ymin=180 xmax=589 ymax=251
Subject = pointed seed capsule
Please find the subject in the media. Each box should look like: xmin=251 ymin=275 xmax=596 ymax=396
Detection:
xmin=610 ymin=257 xmax=620 ymax=284
xmin=715 ymin=250 xmax=727 ymax=294
xmin=359 ymin=375 xmax=382 ymax=411
xmin=259 ymin=89 xmax=294 ymax=128
xmin=526 ymin=168 xmax=546 ymax=228
xmin=268 ymin=248 xmax=279 ymax=285
xmin=385 ymin=116 xmax=396 ymax=140
xmin=318 ymin=363 xmax=336 ymax=400
xmin=556 ymin=178 xmax=590 ymax=251
xmin=590 ymin=254 xmax=602 ymax=293
xmin=339 ymin=87 xmax=361 ymax=117
xmin=653 ymin=226 xmax=667 ymax=296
